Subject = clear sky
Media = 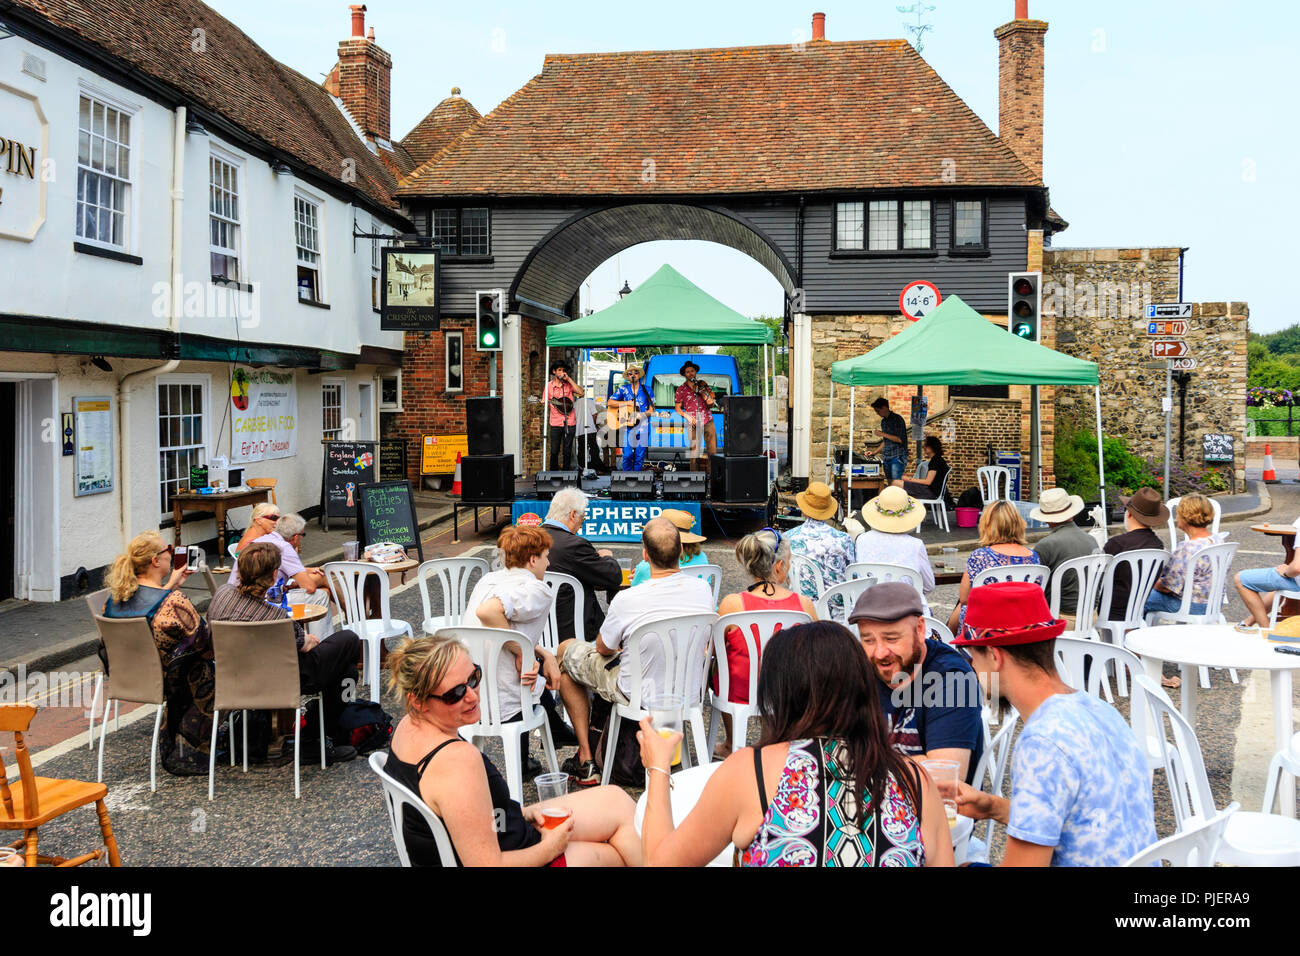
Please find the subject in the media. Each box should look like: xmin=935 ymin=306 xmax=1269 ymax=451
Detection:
xmin=207 ymin=0 xmax=1298 ymax=329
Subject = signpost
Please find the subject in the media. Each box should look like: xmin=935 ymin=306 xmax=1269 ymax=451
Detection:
xmin=1147 ymin=304 xmax=1194 ymax=494
xmin=1147 ymin=302 xmax=1192 ymax=319
xmin=1150 ymin=339 xmax=1190 ymax=358
xmin=1146 ymin=319 xmax=1188 ymax=336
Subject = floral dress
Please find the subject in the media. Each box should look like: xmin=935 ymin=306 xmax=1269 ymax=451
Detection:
xmin=959 ymin=547 xmax=1042 ymax=626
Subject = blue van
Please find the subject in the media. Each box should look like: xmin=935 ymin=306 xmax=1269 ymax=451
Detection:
xmin=606 ymin=354 xmax=742 ymax=462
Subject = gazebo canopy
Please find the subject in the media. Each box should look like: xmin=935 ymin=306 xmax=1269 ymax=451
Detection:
xmin=829 ymin=293 xmax=1098 ymax=386
xmin=545 ymin=264 xmax=775 ymax=347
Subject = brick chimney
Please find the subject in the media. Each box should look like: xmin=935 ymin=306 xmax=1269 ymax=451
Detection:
xmin=812 ymin=12 xmax=826 ymax=41
xmin=336 ymin=4 xmax=392 ymax=144
xmin=994 ymin=1 xmax=1047 ymax=180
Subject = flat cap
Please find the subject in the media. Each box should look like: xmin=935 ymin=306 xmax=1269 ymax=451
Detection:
xmin=847 ymin=581 xmax=924 ymax=624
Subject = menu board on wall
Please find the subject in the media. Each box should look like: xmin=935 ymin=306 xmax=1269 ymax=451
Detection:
xmin=73 ymin=396 xmax=114 ymax=497
xmin=379 ymin=438 xmax=408 ymax=482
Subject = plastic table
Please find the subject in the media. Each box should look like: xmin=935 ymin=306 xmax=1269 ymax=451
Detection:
xmin=1125 ymin=624 xmax=1297 ymax=816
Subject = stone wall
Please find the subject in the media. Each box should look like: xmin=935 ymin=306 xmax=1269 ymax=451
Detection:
xmin=946 ymin=398 xmax=1027 ymax=501
xmin=1045 ymin=247 xmax=1248 ymax=485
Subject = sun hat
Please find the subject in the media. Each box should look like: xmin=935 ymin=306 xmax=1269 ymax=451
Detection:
xmin=1029 ymin=487 xmax=1086 ymax=525
xmin=679 ymin=360 xmax=701 ymax=375
xmin=847 ymin=581 xmax=925 ymax=624
xmin=861 ymin=485 xmax=925 ymax=534
xmin=951 ymin=581 xmax=1067 ymax=647
xmin=658 ymin=508 xmax=706 ymax=544
xmin=795 ymin=481 xmax=838 ymax=521
xmin=1120 ymin=487 xmax=1170 ymax=527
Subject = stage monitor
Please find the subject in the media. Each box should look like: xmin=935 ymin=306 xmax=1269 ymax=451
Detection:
xmin=660 ymin=471 xmax=708 ymax=501
xmin=610 ymin=470 xmax=655 ymax=501
xmin=535 ymin=470 xmax=579 ymax=499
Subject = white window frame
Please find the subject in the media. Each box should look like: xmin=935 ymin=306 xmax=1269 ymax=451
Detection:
xmin=322 ymin=378 xmax=345 ymax=441
xmin=209 ymin=145 xmax=245 ymax=283
xmin=445 ymin=331 xmax=464 ymax=394
xmin=868 ymin=200 xmax=899 ymax=251
xmin=370 ymin=217 xmax=386 ymax=311
xmin=75 ymin=84 xmax=139 ymax=253
xmin=294 ymin=189 xmax=326 ymax=303
xmin=155 ymin=374 xmax=212 ymax=520
xmin=835 ymin=202 xmax=864 ymax=251
xmin=378 ymin=368 xmax=403 ymax=411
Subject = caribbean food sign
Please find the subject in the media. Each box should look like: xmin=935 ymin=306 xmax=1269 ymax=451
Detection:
xmin=230 ymin=367 xmax=297 ymax=463
xmin=0 ymin=81 xmax=49 ymax=242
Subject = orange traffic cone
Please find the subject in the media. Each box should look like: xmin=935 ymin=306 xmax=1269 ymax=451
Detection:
xmin=1263 ymin=444 xmax=1278 ymax=483
xmin=451 ymin=452 xmax=463 ymax=496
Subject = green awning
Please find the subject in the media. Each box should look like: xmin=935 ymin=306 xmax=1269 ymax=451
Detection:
xmin=545 ymin=264 xmax=775 ymax=347
xmin=829 ymin=293 xmax=1098 ymax=386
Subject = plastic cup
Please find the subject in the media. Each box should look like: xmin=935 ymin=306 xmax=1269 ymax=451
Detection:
xmin=342 ymin=541 xmax=360 ymax=562
xmin=290 ymin=603 xmax=307 ymax=620
xmin=921 ymin=759 xmax=961 ymax=825
xmin=0 ymin=848 xmax=23 ymax=867
xmin=535 ymin=772 xmax=569 ymax=804
xmin=618 ymin=557 xmax=633 ymax=587
xmin=539 ymin=807 xmax=572 ymax=830
xmin=647 ymin=693 xmax=684 ymax=767
xmin=941 ymin=547 xmax=958 ymax=571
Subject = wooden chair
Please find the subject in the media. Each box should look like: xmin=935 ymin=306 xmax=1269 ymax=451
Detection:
xmin=0 ymin=704 xmax=122 ymax=867
xmin=246 ymin=477 xmax=277 ymax=504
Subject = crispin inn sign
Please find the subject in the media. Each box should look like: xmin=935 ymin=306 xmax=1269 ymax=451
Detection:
xmin=0 ymin=81 xmax=48 ymax=242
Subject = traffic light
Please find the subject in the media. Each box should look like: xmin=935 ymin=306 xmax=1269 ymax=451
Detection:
xmin=475 ymin=289 xmax=503 ymax=352
xmin=1007 ymin=272 xmax=1041 ymax=343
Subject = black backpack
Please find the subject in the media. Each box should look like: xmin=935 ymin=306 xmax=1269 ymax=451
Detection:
xmin=332 ymin=700 xmax=394 ymax=754
xmin=588 ymin=696 xmax=644 ymax=786
xmin=956 ymin=487 xmax=983 ymax=509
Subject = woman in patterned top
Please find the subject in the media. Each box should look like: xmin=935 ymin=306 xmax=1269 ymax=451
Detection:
xmin=947 ymin=501 xmax=1041 ymax=633
xmin=1143 ymin=494 xmax=1219 ymax=689
xmin=636 ymin=621 xmax=953 ymax=867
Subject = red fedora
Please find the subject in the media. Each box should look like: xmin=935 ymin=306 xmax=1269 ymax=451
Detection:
xmin=952 ymin=581 xmax=1067 ymax=648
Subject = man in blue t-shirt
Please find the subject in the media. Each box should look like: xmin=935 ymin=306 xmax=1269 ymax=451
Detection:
xmin=848 ymin=582 xmax=983 ymax=784
xmin=607 ymin=364 xmax=666 ymax=472
xmin=952 ymin=581 xmax=1157 ymax=866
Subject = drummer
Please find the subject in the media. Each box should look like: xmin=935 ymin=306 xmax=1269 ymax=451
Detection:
xmin=607 ymin=363 xmax=666 ymax=472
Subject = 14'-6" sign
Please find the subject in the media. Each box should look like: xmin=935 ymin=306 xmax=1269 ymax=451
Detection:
xmin=899 ymin=281 xmax=941 ymax=321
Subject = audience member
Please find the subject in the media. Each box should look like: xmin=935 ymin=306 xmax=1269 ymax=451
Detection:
xmin=947 ymin=501 xmax=1040 ymax=632
xmin=384 ymin=635 xmax=641 ymax=866
xmin=233 ymin=501 xmax=280 ymax=558
xmin=228 ymin=512 xmax=326 ymax=595
xmin=637 ymin=622 xmax=952 ymax=866
xmin=853 ymin=485 xmax=936 ymax=611
xmin=954 ymin=583 xmax=1158 ymax=866
xmin=542 ymin=487 xmax=621 ymax=642
xmin=1102 ymin=488 xmax=1168 ymax=621
xmin=629 ymin=509 xmax=709 ymax=585
xmin=1030 ymin=489 xmax=1099 ymax=619
xmin=897 ymin=435 xmax=950 ymax=501
xmin=848 ymin=582 xmax=983 ymax=783
xmin=786 ymin=481 xmax=855 ymax=601
xmin=1143 ymin=494 xmax=1219 ymax=688
xmin=556 ymin=518 xmax=713 ymax=786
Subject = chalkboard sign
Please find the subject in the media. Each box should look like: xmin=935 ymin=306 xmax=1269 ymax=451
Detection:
xmin=357 ymin=480 xmax=424 ymax=561
xmin=379 ymin=438 xmax=407 ymax=483
xmin=1203 ymin=433 xmax=1234 ymax=464
xmin=320 ymin=441 xmax=377 ymax=530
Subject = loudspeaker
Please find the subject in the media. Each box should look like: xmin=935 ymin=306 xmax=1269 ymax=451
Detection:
xmin=466 ymin=397 xmax=503 ymax=456
xmin=710 ymin=455 xmax=768 ymax=503
xmin=660 ymin=471 xmax=708 ymax=501
xmin=534 ymin=470 xmax=579 ymax=499
xmin=610 ymin=470 xmax=655 ymax=501
xmin=461 ymin=454 xmax=514 ymax=502
xmin=723 ymin=395 xmax=762 ymax=457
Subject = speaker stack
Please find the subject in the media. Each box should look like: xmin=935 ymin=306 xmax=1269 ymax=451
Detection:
xmin=712 ymin=395 xmax=768 ymax=502
xmin=462 ymin=397 xmax=513 ymax=503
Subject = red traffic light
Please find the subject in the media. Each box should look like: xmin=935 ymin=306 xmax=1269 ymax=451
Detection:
xmin=1013 ymin=277 xmax=1035 ymax=297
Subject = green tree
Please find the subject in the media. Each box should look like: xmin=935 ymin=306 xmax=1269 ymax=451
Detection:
xmin=717 ymin=316 xmax=786 ymax=393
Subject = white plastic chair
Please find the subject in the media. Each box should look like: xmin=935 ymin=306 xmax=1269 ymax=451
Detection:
xmin=815 ymin=577 xmax=876 ymax=624
xmin=1165 ymin=495 xmax=1222 ymax=547
xmin=1136 ymin=673 xmax=1300 ymax=866
xmin=91 ymin=614 xmax=166 ymax=792
xmin=322 ymin=561 xmax=415 ymax=699
xmin=540 ymin=570 xmax=584 ymax=653
xmin=1047 ymin=552 xmax=1110 ymax=641
xmin=84 ymin=587 xmax=113 ymax=750
xmin=971 ymin=563 xmax=1049 ymax=589
xmin=920 ymin=469 xmax=951 ymax=532
xmin=692 ymin=564 xmax=723 ymax=606
xmin=1055 ymin=636 xmax=1159 ymax=769
xmin=1096 ymin=548 xmax=1168 ymax=649
xmin=963 ymin=706 xmax=1019 ymax=863
xmin=440 ymin=625 xmax=559 ymax=804
xmin=633 ymin=762 xmax=731 ymax=867
xmin=1123 ymin=803 xmax=1239 ymax=867
xmin=847 ymin=561 xmax=923 ymax=593
xmin=788 ymin=554 xmax=825 ymax=601
xmin=923 ymin=616 xmax=955 ymax=645
xmin=977 ymin=466 xmax=1011 ymax=505
xmin=417 ymin=557 xmax=489 ymax=635
xmin=598 ymin=612 xmax=719 ymax=785
xmin=1143 ymin=540 xmax=1238 ymax=688
xmin=707 ymin=610 xmax=812 ymax=756
xmin=368 ymin=751 xmax=458 ymax=867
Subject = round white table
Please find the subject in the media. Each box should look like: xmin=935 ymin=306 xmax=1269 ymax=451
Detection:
xmin=1125 ymin=624 xmax=1298 ymax=816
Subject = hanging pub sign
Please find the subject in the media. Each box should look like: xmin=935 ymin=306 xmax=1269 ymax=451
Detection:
xmin=0 ymin=80 xmax=49 ymax=241
xmin=380 ymin=247 xmax=440 ymax=330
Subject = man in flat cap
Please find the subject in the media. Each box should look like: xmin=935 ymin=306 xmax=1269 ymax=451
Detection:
xmin=848 ymin=581 xmax=983 ymax=784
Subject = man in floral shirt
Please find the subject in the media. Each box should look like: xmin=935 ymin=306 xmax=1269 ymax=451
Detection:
xmin=786 ymin=481 xmax=855 ymax=600
xmin=673 ymin=360 xmax=717 ymax=471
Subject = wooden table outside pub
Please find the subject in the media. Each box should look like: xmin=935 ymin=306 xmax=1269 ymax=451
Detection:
xmin=171 ymin=488 xmax=273 ymax=570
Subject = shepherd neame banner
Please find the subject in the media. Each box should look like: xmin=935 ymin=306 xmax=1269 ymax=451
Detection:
xmin=230 ymin=367 xmax=297 ymax=463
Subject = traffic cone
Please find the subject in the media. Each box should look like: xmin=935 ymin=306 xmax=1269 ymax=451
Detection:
xmin=450 ymin=453 xmax=463 ymax=496
xmin=1263 ymin=444 xmax=1278 ymax=483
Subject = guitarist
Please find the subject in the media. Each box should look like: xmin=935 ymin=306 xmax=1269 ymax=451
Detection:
xmin=546 ymin=359 xmax=583 ymax=471
xmin=673 ymin=360 xmax=717 ymax=471
xmin=607 ymin=363 xmax=666 ymax=472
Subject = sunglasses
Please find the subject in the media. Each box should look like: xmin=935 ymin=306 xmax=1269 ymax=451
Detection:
xmin=262 ymin=513 xmax=282 ymax=522
xmin=430 ymin=664 xmax=482 ymax=705
xmin=759 ymin=526 xmax=783 ymax=549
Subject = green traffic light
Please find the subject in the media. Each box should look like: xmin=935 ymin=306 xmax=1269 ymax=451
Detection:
xmin=482 ymin=331 xmax=497 ymax=347
xmin=1013 ymin=323 xmax=1034 ymax=338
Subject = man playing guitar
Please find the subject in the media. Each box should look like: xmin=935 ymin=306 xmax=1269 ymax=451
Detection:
xmin=546 ymin=359 xmax=584 ymax=471
xmin=673 ymin=360 xmax=717 ymax=471
xmin=607 ymin=363 xmax=667 ymax=472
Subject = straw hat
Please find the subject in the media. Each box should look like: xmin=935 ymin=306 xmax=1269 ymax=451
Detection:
xmin=795 ymin=481 xmax=838 ymax=521
xmin=862 ymin=485 xmax=925 ymax=534
xmin=1029 ymin=487 xmax=1086 ymax=524
xmin=658 ymin=508 xmax=706 ymax=543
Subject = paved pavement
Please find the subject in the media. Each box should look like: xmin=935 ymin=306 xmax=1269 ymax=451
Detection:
xmin=6 ymin=483 xmax=1298 ymax=865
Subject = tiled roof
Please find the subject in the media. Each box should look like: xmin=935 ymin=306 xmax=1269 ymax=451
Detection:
xmin=9 ymin=0 xmax=400 ymax=210
xmin=400 ymin=90 xmax=482 ymax=167
xmin=398 ymin=38 xmax=1042 ymax=198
